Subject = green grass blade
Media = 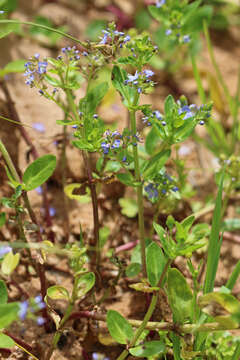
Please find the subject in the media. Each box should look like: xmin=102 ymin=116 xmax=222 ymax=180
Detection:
xmin=226 ymin=260 xmax=240 ymax=291
xmin=232 ymin=341 xmax=240 ymax=360
xmin=203 ymin=171 xmax=224 ymax=294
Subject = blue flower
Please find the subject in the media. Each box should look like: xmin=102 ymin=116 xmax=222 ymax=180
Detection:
xmin=35 ymin=186 xmax=43 ymax=195
xmin=125 ymin=71 xmax=139 ymax=84
xmin=34 ymin=295 xmax=45 ymax=310
xmin=49 ymin=207 xmax=56 ymax=217
xmin=93 ymin=114 xmax=98 ymax=119
xmin=183 ymin=35 xmax=190 ymax=43
xmin=199 ymin=120 xmax=205 ymax=125
xmin=0 ymin=246 xmax=11 ymax=258
xmin=99 ymin=32 xmax=109 ymax=44
xmin=123 ymin=35 xmax=131 ymax=43
xmin=161 ymin=189 xmax=167 ymax=195
xmin=145 ymin=183 xmax=159 ymax=199
xmin=19 ymin=301 xmax=29 ymax=320
xmin=101 ymin=142 xmax=110 ymax=154
xmin=156 ymin=0 xmax=166 ymax=7
xmin=111 ymin=139 xmax=121 ymax=149
xmin=122 ymin=156 xmax=127 ymax=162
xmin=37 ymin=317 xmax=45 ymax=326
xmin=0 ymin=10 xmax=5 ymax=14
xmin=32 ymin=122 xmax=45 ymax=133
xmin=143 ymin=69 xmax=154 ymax=78
xmin=165 ymin=29 xmax=172 ymax=36
xmin=137 ymin=87 xmax=142 ymax=94
xmin=172 ymin=186 xmax=179 ymax=192
xmin=37 ymin=61 xmax=48 ymax=75
xmin=114 ymin=30 xmax=125 ymax=36
xmin=153 ymin=110 xmax=163 ymax=120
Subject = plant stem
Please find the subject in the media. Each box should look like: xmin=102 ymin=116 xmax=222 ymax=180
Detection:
xmin=0 ymin=19 xmax=87 ymax=47
xmin=116 ymin=293 xmax=158 ymax=360
xmin=203 ymin=20 xmax=235 ymax=118
xmin=66 ymin=89 xmax=101 ymax=267
xmin=61 ymin=124 xmax=70 ymax=241
xmin=190 ymin=53 xmax=206 ymax=103
xmin=129 ymin=108 xmax=146 ymax=277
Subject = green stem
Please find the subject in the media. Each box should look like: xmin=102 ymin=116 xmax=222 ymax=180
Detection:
xmin=0 ymin=19 xmax=87 ymax=47
xmin=0 ymin=140 xmax=21 ymax=182
xmin=190 ymin=53 xmax=206 ymax=103
xmin=116 ymin=293 xmax=158 ymax=360
xmin=232 ymin=66 xmax=240 ymax=148
xmin=129 ymin=108 xmax=146 ymax=277
xmin=203 ymin=20 xmax=235 ymax=118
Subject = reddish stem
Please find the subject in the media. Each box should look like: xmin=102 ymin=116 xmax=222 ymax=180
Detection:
xmin=115 ymin=240 xmax=139 ymax=254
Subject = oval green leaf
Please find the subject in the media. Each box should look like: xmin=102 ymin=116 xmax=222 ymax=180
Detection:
xmin=75 ymin=272 xmax=95 ymax=299
xmin=107 ymin=310 xmax=134 ymax=344
xmin=47 ymin=285 xmax=70 ymax=301
xmin=146 ymin=242 xmax=166 ymax=287
xmin=0 ymin=332 xmax=15 ymax=348
xmin=1 ymin=252 xmax=20 ymax=276
xmin=0 ymin=302 xmax=20 ymax=328
xmin=23 ymin=154 xmax=56 ymax=191
xmin=129 ymin=340 xmax=166 ymax=357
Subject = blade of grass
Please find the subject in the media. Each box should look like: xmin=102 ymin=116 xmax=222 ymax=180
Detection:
xmin=203 ymin=170 xmax=224 ymax=294
xmin=232 ymin=341 xmax=240 ymax=360
xmin=226 ymin=260 xmax=240 ymax=291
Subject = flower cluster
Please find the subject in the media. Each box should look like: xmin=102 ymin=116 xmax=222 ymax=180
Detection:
xmin=24 ymin=54 xmax=48 ymax=88
xmin=58 ymin=46 xmax=80 ymax=61
xmin=144 ymin=173 xmax=179 ymax=202
xmin=98 ymin=23 xmax=131 ymax=47
xmin=124 ymin=69 xmax=155 ymax=94
xmin=101 ymin=130 xmax=123 ymax=155
xmin=18 ymin=295 xmax=46 ymax=325
xmin=177 ymin=100 xmax=211 ymax=125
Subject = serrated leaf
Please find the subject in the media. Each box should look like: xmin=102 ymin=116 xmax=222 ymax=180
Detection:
xmin=0 ymin=280 xmax=8 ymax=304
xmin=1 ymin=251 xmax=20 ymax=275
xmin=146 ymin=242 xmax=166 ymax=286
xmin=107 ymin=310 xmax=134 ymax=344
xmin=23 ymin=155 xmax=56 ymax=191
xmin=47 ymin=285 xmax=70 ymax=301
xmin=75 ymin=272 xmax=95 ymax=299
xmin=130 ymin=340 xmax=165 ymax=357
xmin=0 ymin=332 xmax=15 ymax=348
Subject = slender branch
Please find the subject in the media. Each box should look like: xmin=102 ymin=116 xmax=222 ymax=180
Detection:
xmin=129 ymin=105 xmax=146 ymax=276
xmin=0 ymin=19 xmax=87 ymax=47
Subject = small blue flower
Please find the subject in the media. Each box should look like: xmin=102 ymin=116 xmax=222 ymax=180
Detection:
xmin=101 ymin=142 xmax=110 ymax=155
xmin=156 ymin=0 xmax=166 ymax=7
xmin=0 ymin=10 xmax=5 ymax=14
xmin=123 ymin=35 xmax=131 ymax=43
xmin=83 ymin=51 xmax=88 ymax=56
xmin=0 ymin=246 xmax=11 ymax=258
xmin=154 ymin=110 xmax=163 ymax=120
xmin=199 ymin=120 xmax=205 ymax=125
xmin=165 ymin=29 xmax=172 ymax=36
xmin=111 ymin=139 xmax=121 ymax=149
xmin=34 ymin=53 xmax=40 ymax=59
xmin=137 ymin=87 xmax=142 ymax=94
xmin=74 ymin=55 xmax=80 ymax=60
xmin=126 ymin=71 xmax=139 ymax=84
xmin=145 ymin=183 xmax=159 ymax=199
xmin=72 ymin=125 xmax=78 ymax=129
xmin=99 ymin=33 xmax=108 ymax=44
xmin=161 ymin=121 xmax=166 ymax=126
xmin=32 ymin=122 xmax=45 ymax=133
xmin=93 ymin=114 xmax=98 ymax=119
xmin=122 ymin=156 xmax=127 ymax=162
xmin=143 ymin=69 xmax=154 ymax=78
xmin=49 ymin=207 xmax=56 ymax=217
xmin=57 ymin=55 xmax=63 ymax=60
xmin=111 ymin=131 xmax=120 ymax=137
xmin=19 ymin=301 xmax=29 ymax=320
xmin=183 ymin=35 xmax=190 ymax=43
xmin=37 ymin=61 xmax=48 ymax=75
xmin=172 ymin=186 xmax=179 ymax=192
xmin=37 ymin=317 xmax=45 ymax=326
xmin=161 ymin=189 xmax=167 ymax=195
xmin=39 ymin=89 xmax=44 ymax=95
xmin=35 ymin=186 xmax=43 ymax=195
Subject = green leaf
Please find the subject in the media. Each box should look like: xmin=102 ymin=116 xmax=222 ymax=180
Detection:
xmin=164 ymin=95 xmax=175 ymax=115
xmin=226 ymin=261 xmax=240 ymax=291
xmin=85 ymin=19 xmax=107 ymax=41
xmin=222 ymin=219 xmax=240 ymax=231
xmin=130 ymin=340 xmax=165 ymax=357
xmin=23 ymin=154 xmax=56 ymax=191
xmin=0 ymin=280 xmax=8 ymax=304
xmin=125 ymin=263 xmax=141 ymax=278
xmin=145 ymin=126 xmax=160 ymax=155
xmin=135 ymin=9 xmax=151 ymax=30
xmin=0 ymin=22 xmax=19 ymax=39
xmin=0 ymin=59 xmax=25 ymax=78
xmin=117 ymin=173 xmax=136 ymax=187
xmin=0 ymin=213 xmax=6 ymax=228
xmin=112 ymin=65 xmax=137 ymax=108
xmin=142 ymin=149 xmax=171 ymax=179
xmin=119 ymin=197 xmax=138 ymax=218
xmin=104 ymin=160 xmax=121 ymax=173
xmin=107 ymin=310 xmax=134 ymax=344
xmin=47 ymin=285 xmax=70 ymax=301
xmin=204 ymin=171 xmax=224 ymax=294
xmin=1 ymin=251 xmax=20 ymax=275
xmin=0 ymin=332 xmax=15 ymax=348
xmin=0 ymin=302 xmax=20 ymax=328
xmin=72 ymin=139 xmax=95 ymax=152
xmin=79 ymin=82 xmax=109 ymax=116
xmin=146 ymin=242 xmax=166 ymax=286
xmin=167 ymin=268 xmax=193 ymax=324
xmin=75 ymin=272 xmax=95 ymax=299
